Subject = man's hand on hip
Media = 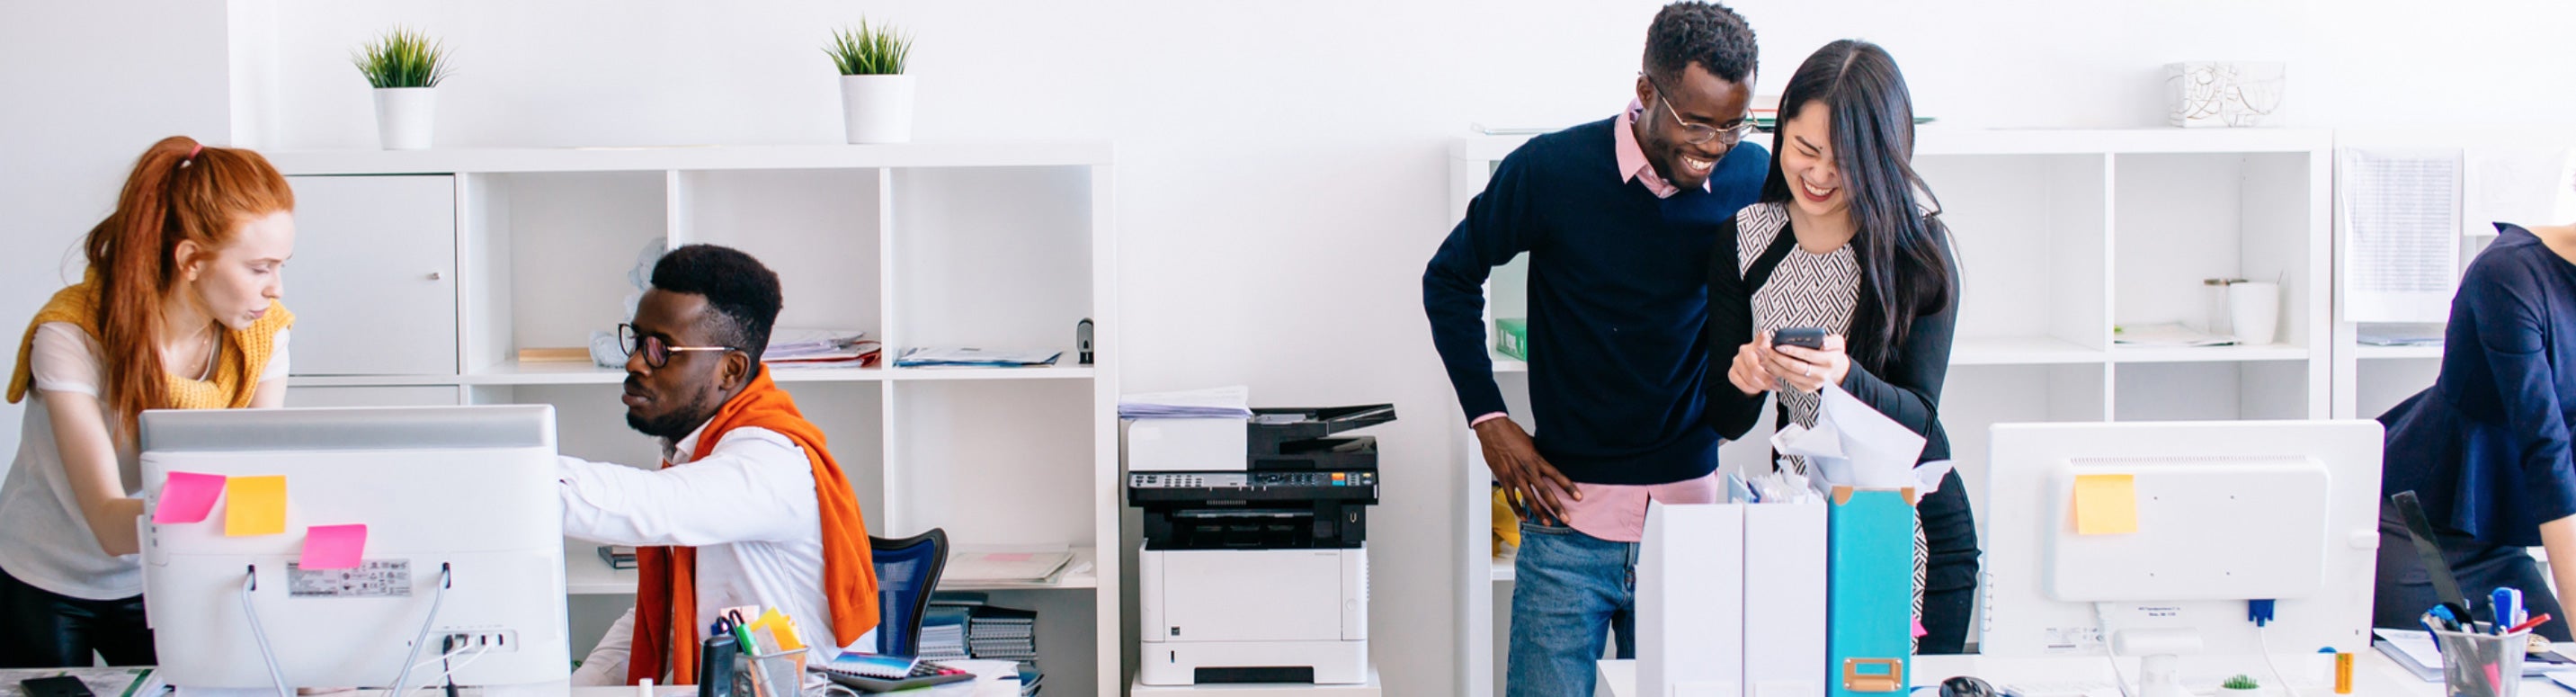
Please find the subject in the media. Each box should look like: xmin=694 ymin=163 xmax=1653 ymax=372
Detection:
xmin=1475 ymin=417 xmax=1580 ymax=526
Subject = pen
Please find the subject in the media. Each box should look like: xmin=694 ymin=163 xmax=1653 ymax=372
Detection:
xmin=2507 ymin=613 xmax=2554 ymax=636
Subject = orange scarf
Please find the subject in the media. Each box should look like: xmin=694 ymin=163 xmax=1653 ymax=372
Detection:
xmin=628 ymin=369 xmax=879 ymax=684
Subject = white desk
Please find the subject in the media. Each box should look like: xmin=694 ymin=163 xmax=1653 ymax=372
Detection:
xmin=1130 ymin=667 xmax=1383 ymax=696
xmin=1595 ymin=651 xmax=2525 ymax=697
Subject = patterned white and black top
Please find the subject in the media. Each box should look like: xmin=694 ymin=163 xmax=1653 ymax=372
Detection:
xmin=1734 ymin=201 xmax=1861 ymax=474
xmin=1732 ymin=201 xmax=1929 ymax=648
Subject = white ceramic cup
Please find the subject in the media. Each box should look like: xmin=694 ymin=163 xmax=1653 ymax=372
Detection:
xmin=2229 ymin=281 xmax=2281 ymax=345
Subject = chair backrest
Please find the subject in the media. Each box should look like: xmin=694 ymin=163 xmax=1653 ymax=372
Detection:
xmin=869 ymin=528 xmax=949 ymax=657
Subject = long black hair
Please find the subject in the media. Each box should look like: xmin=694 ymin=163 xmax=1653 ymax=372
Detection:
xmin=1759 ymin=39 xmax=1952 ymax=375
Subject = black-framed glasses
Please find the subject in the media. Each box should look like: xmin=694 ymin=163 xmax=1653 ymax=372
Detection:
xmin=617 ymin=323 xmax=735 ymax=369
xmin=1645 ymin=75 xmax=1757 ymax=147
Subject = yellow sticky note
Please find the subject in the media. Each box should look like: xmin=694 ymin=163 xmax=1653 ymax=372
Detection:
xmin=2072 ymin=473 xmax=2138 ymax=535
xmin=225 ymin=475 xmax=288 ymax=537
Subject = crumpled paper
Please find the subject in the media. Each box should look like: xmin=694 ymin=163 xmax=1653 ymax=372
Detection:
xmin=1769 ymin=384 xmax=1954 ymax=496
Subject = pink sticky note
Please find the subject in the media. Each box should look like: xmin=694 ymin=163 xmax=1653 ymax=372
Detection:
xmin=154 ymin=471 xmax=226 ymax=524
xmin=989 ymin=553 xmax=1033 ymax=562
xmin=1912 ymin=618 xmax=1929 ymax=638
xmin=300 ymin=524 xmax=368 ymax=569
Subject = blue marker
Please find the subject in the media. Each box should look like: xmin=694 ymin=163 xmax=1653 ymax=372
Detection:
xmin=2432 ymin=604 xmax=2465 ymax=632
xmin=2494 ymin=588 xmax=2525 ymax=634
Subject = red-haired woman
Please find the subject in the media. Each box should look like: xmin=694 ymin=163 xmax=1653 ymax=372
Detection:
xmin=0 ymin=137 xmax=297 ymax=666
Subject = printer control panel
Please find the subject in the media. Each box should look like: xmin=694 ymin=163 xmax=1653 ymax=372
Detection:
xmin=1130 ymin=471 xmax=1377 ymax=489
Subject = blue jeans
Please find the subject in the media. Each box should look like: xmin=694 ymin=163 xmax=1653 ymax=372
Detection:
xmin=1508 ymin=521 xmax=1636 ymax=697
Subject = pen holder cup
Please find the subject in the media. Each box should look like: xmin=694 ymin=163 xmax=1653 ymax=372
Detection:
xmin=734 ymin=647 xmax=808 ymax=697
xmin=2435 ymin=628 xmax=2528 ymax=697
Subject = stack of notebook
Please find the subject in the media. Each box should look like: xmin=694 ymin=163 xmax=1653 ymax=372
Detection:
xmin=967 ymin=605 xmax=1038 ymax=662
xmin=919 ymin=605 xmax=972 ymax=662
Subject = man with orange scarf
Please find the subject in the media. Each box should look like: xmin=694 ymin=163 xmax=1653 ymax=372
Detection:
xmin=559 ymin=245 xmax=878 ymax=685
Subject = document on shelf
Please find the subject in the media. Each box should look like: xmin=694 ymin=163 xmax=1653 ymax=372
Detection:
xmin=2338 ymin=147 xmax=2462 ymax=323
xmin=2111 ymin=322 xmax=2236 ymax=348
xmin=894 ymin=347 xmax=1062 ymax=368
xmin=946 ymin=545 xmax=1075 ymax=585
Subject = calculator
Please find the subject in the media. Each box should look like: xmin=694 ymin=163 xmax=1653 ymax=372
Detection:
xmin=816 ymin=653 xmax=975 ymax=693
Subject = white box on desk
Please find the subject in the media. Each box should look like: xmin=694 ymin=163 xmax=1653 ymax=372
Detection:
xmin=1122 ymin=417 xmax=1247 ymax=472
xmin=1638 ymin=501 xmax=1745 ymax=697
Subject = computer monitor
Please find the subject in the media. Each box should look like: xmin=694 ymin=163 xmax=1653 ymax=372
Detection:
xmin=139 ymin=405 xmax=570 ymax=693
xmin=1981 ymin=420 xmax=2381 ymax=687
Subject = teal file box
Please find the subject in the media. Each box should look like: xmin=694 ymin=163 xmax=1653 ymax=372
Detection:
xmin=1827 ymin=486 xmax=1917 ymax=697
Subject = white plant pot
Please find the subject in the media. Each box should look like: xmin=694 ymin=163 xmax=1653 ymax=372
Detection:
xmin=372 ymin=87 xmax=436 ymax=150
xmin=840 ymin=75 xmax=915 ymax=144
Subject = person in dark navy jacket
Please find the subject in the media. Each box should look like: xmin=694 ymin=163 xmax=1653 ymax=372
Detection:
xmin=2376 ymin=219 xmax=2576 ymax=641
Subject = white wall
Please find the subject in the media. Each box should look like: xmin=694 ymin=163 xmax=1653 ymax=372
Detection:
xmin=0 ymin=1 xmax=236 ymax=469
xmin=10 ymin=1 xmax=2576 ymax=694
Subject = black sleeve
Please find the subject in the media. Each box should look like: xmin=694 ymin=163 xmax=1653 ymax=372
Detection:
xmin=1424 ymin=146 xmax=1546 ymax=422
xmin=1704 ymin=217 xmax=1769 ymax=440
xmin=1835 ymin=234 xmax=1960 ymax=442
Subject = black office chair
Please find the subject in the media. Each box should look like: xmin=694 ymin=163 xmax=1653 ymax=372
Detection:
xmin=869 ymin=528 xmax=949 ymax=657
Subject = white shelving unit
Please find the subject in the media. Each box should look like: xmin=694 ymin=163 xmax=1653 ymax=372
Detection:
xmin=2327 ymin=129 xmax=2576 ymax=421
xmin=1446 ymin=128 xmax=2333 ymax=697
xmin=270 ymin=144 xmax=1121 ymax=696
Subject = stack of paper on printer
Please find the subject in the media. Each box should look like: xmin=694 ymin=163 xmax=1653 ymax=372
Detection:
xmin=1771 ymin=384 xmax=1952 ymax=494
xmin=1117 ymin=385 xmax=1252 ymax=419
xmin=946 ymin=545 xmax=1078 ymax=586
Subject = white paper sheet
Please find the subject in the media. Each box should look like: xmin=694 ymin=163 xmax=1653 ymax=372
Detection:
xmin=2338 ymin=147 xmax=2463 ymax=323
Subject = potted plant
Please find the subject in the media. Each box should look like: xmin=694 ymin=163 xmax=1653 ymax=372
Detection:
xmin=352 ymin=26 xmax=453 ymax=150
xmin=2221 ymin=674 xmax=2262 ymax=697
xmin=826 ymin=19 xmax=915 ymax=144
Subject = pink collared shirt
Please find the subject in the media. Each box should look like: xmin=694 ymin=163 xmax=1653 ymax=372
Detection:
xmin=1474 ymin=103 xmax=1725 ymax=543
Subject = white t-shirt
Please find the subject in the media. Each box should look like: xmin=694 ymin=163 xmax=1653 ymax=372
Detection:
xmin=0 ymin=322 xmax=289 ymax=600
xmin=558 ymin=423 xmax=863 ymax=685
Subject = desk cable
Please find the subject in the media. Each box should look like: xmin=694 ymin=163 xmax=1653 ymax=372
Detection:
xmin=240 ymin=567 xmax=291 ymax=697
xmin=2093 ymin=602 xmax=2137 ymax=697
xmin=386 ymin=563 xmax=457 ymax=697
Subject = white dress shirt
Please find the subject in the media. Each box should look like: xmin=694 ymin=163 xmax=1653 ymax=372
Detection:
xmin=558 ymin=421 xmax=868 ymax=685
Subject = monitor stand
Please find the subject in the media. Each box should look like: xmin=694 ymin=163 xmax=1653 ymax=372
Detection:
xmin=2114 ymin=628 xmax=2206 ymax=697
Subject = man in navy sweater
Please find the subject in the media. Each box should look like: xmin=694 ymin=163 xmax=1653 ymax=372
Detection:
xmin=1423 ymin=3 xmax=1768 ymax=694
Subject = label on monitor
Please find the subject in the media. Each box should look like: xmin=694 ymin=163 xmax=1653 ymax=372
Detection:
xmin=288 ymin=560 xmax=413 ymax=597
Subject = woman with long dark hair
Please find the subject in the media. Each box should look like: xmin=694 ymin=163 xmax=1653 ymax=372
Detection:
xmin=1705 ymin=39 xmax=1978 ymax=652
xmin=0 ymin=136 xmax=296 ymax=666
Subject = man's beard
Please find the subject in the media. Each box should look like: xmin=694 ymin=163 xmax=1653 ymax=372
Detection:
xmin=627 ymin=391 xmax=719 ymax=442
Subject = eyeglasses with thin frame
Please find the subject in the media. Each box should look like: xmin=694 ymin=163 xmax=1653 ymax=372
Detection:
xmin=617 ymin=323 xmax=735 ymax=369
xmin=1645 ymin=75 xmax=1758 ymax=147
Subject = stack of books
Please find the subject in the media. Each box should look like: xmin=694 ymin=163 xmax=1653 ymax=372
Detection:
xmin=596 ymin=546 xmax=637 ymax=570
xmin=919 ymin=605 xmax=971 ymax=662
xmin=967 ymin=605 xmax=1038 ymax=662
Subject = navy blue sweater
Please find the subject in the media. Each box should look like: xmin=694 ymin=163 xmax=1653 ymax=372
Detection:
xmin=1423 ymin=117 xmax=1769 ymax=485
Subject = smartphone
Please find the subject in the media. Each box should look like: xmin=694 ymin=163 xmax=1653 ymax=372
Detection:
xmin=1772 ymin=327 xmax=1827 ymax=350
xmin=21 ymin=676 xmax=94 ymax=697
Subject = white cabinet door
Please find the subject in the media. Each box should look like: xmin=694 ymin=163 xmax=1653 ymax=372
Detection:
xmin=283 ymin=386 xmax=459 ymax=407
xmin=286 ymin=175 xmax=458 ymax=375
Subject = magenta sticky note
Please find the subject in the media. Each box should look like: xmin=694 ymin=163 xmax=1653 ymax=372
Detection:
xmin=300 ymin=524 xmax=368 ymax=570
xmin=154 ymin=471 xmax=226 ymax=524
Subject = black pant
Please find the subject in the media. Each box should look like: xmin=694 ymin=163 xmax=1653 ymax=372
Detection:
xmin=0 ymin=565 xmax=156 ymax=667
xmin=1917 ymin=469 xmax=1982 ymax=655
xmin=2371 ymin=504 xmax=2574 ymax=641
